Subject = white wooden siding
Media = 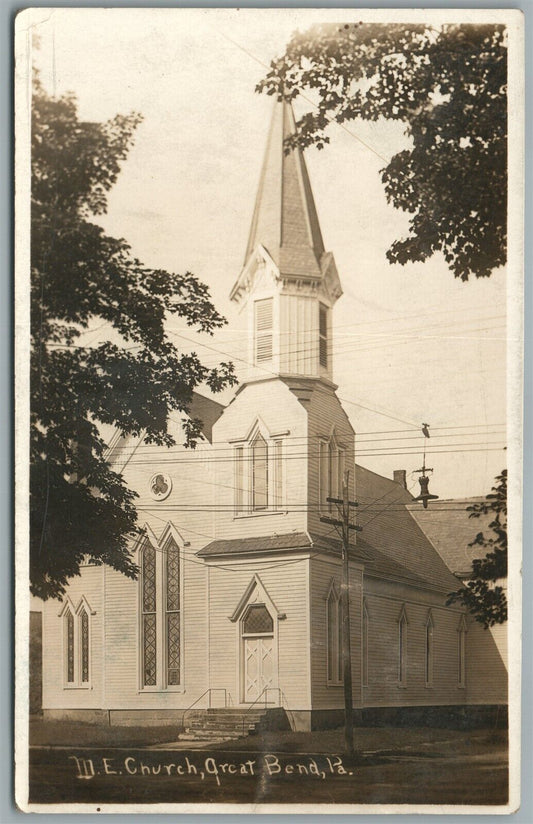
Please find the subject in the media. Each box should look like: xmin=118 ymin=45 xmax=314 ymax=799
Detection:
xmin=279 ymin=294 xmax=318 ymax=376
xmin=212 ymin=379 xmax=308 ymax=540
xmin=309 ymin=556 xmax=363 ymax=709
xmin=205 ymin=555 xmax=311 ymax=711
xmin=305 ymin=383 xmax=355 ymax=538
xmin=41 ymin=566 xmax=104 ymax=710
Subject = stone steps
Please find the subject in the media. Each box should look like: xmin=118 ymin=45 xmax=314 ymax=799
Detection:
xmin=179 ymin=707 xmax=269 ymax=742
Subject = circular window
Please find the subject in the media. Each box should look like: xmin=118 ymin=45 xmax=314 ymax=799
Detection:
xmin=149 ymin=472 xmax=172 ymax=501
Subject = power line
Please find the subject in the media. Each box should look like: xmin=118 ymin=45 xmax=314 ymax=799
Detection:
xmin=110 ymin=432 xmax=506 ymax=457
xmin=115 ymin=441 xmax=505 ymax=466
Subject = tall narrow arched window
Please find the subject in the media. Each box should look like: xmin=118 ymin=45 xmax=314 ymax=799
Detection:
xmin=319 ymin=433 xmax=346 ymax=513
xmin=66 ymin=609 xmax=75 ymax=684
xmin=362 ymin=600 xmax=369 ymax=687
xmin=234 ymin=446 xmax=245 ymax=514
xmin=80 ymin=608 xmax=90 ymax=684
xmin=141 ymin=543 xmax=157 ymax=687
xmin=251 ymin=433 xmax=268 ymax=511
xmin=326 ymin=584 xmax=342 ymax=685
xmin=425 ymin=611 xmax=434 ymax=686
xmin=398 ymin=606 xmax=408 ymax=685
xmin=165 ymin=540 xmax=181 ymax=686
xmin=61 ymin=598 xmax=93 ymax=687
xmin=458 ymin=615 xmax=467 ymax=687
xmin=140 ymin=537 xmax=182 ymax=690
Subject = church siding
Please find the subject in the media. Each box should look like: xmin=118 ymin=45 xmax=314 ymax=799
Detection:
xmin=305 ymin=384 xmax=355 ymax=540
xmin=362 ymin=577 xmax=474 ymax=706
xmin=42 ymin=565 xmax=104 ymax=710
xmin=102 ymin=546 xmax=208 ymax=710
xmin=121 ymin=435 xmax=216 ymax=547
xmin=212 ymin=379 xmax=309 ymax=541
xmin=204 ymin=555 xmax=311 ymax=710
xmin=279 ymin=294 xmax=318 ymax=376
xmin=309 ymin=555 xmax=363 ymax=710
xmin=465 ymin=621 xmax=508 ymax=705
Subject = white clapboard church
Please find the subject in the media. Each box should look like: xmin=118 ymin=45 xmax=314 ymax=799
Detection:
xmin=39 ymin=99 xmax=507 ymax=731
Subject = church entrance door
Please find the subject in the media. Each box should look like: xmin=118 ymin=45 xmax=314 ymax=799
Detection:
xmin=240 ymin=603 xmax=277 ymax=704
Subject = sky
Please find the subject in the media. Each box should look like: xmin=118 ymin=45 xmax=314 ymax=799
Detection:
xmin=27 ymin=8 xmax=514 ymax=499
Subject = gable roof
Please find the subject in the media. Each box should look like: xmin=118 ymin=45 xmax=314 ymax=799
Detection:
xmin=406 ymin=499 xmax=492 ymax=577
xmin=355 ymin=465 xmax=460 ymax=591
xmin=187 ymin=392 xmax=225 ymax=442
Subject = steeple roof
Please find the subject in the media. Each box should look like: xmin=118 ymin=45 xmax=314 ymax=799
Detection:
xmin=244 ymin=98 xmax=325 ymax=279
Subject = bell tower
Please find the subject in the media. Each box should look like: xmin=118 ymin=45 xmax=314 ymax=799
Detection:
xmin=229 ymin=98 xmax=343 ymax=385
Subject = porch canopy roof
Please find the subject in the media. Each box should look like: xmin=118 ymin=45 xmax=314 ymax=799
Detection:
xmin=198 ymin=531 xmax=436 ymax=590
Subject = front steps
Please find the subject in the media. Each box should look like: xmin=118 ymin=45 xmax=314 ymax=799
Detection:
xmin=179 ymin=707 xmax=287 ymax=742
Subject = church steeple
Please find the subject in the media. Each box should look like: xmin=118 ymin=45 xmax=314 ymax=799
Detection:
xmin=230 ymin=98 xmax=342 ymax=383
xmin=243 ymin=98 xmax=325 ymax=278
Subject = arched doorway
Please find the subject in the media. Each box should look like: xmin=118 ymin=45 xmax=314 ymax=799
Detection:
xmin=241 ymin=603 xmax=276 ymax=703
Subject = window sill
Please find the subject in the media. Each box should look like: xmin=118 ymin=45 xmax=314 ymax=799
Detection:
xmin=326 ymin=682 xmax=343 ymax=688
xmin=234 ymin=510 xmax=287 ymax=520
xmin=397 ymin=684 xmax=408 ymax=689
xmin=138 ymin=687 xmax=186 ymax=694
xmin=63 ymin=684 xmax=92 ymax=690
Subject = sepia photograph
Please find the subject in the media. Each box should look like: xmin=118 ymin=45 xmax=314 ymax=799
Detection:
xmin=14 ymin=7 xmax=523 ymax=813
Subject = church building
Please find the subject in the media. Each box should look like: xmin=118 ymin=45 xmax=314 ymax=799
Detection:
xmin=39 ymin=99 xmax=507 ymax=731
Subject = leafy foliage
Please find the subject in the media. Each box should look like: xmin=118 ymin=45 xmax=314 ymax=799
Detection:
xmin=447 ymin=470 xmax=507 ymax=628
xmin=259 ymin=23 xmax=507 ymax=280
xmin=31 ymin=76 xmax=236 ymax=599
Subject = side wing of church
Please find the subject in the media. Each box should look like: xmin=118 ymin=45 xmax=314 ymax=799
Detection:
xmin=39 ymin=99 xmax=507 ymax=731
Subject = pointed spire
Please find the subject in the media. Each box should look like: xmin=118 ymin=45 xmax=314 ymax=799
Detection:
xmin=244 ymin=98 xmax=325 ymax=278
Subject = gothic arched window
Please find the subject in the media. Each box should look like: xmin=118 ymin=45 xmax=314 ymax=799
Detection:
xmin=362 ymin=600 xmax=369 ymax=687
xmin=251 ymin=433 xmax=268 ymax=511
xmin=65 ymin=609 xmax=75 ymax=684
xmin=425 ymin=611 xmax=434 ymax=686
xmin=326 ymin=584 xmax=342 ymax=685
xmin=140 ymin=538 xmax=181 ymax=689
xmin=234 ymin=427 xmax=284 ymax=515
xmin=61 ymin=598 xmax=93 ymax=687
xmin=398 ymin=606 xmax=408 ymax=686
xmin=457 ymin=615 xmax=467 ymax=687
xmin=319 ymin=434 xmax=346 ymax=511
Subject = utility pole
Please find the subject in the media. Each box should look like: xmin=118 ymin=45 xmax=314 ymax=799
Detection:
xmin=320 ymin=469 xmax=361 ymax=757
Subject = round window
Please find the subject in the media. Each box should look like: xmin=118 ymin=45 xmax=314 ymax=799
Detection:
xmin=149 ymin=472 xmax=172 ymax=501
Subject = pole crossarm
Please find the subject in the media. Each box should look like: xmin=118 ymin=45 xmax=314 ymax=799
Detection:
xmin=319 ymin=516 xmax=361 ymax=531
xmin=326 ymin=496 xmax=358 ymax=507
xmin=319 ymin=515 xmax=343 ymax=527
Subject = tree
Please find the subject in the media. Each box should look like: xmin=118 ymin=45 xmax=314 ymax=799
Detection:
xmin=31 ymin=76 xmax=236 ymax=600
xmin=258 ymin=23 xmax=507 ymax=281
xmin=447 ymin=470 xmax=507 ymax=628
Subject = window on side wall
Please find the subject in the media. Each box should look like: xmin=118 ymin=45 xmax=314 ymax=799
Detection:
xmin=233 ymin=432 xmax=284 ymax=515
xmin=61 ymin=598 xmax=92 ymax=688
xmin=425 ymin=611 xmax=434 ymax=687
xmin=251 ymin=433 xmax=268 ymax=511
xmin=457 ymin=615 xmax=467 ymax=688
xmin=319 ymin=435 xmax=346 ymax=512
xmin=326 ymin=583 xmax=342 ymax=685
xmin=398 ymin=606 xmax=408 ymax=686
xmin=140 ymin=538 xmax=181 ymax=690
